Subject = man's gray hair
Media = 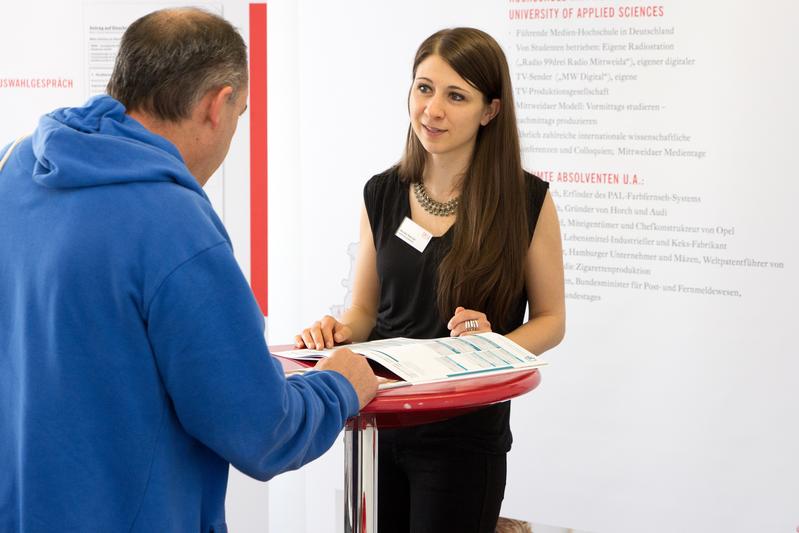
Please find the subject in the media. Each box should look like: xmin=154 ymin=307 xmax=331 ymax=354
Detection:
xmin=107 ymin=8 xmax=248 ymax=121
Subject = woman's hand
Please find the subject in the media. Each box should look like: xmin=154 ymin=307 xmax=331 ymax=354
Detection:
xmin=447 ymin=306 xmax=492 ymax=337
xmin=295 ymin=315 xmax=353 ymax=349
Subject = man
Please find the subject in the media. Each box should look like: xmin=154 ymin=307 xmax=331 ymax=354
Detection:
xmin=0 ymin=8 xmax=377 ymax=533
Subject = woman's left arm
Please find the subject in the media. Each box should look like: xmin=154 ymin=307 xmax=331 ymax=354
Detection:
xmin=505 ymin=191 xmax=566 ymax=354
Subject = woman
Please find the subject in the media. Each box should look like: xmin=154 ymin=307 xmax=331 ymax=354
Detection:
xmin=297 ymin=28 xmax=565 ymax=533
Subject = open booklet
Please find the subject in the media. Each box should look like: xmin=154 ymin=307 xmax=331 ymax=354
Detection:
xmin=274 ymin=332 xmax=546 ymax=389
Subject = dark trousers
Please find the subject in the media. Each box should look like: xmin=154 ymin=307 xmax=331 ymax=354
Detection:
xmin=377 ymin=428 xmax=507 ymax=533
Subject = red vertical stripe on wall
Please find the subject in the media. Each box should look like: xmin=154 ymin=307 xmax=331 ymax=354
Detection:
xmin=249 ymin=3 xmax=268 ymax=315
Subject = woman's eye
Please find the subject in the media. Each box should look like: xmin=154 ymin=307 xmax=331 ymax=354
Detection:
xmin=417 ymin=84 xmax=431 ymax=93
xmin=450 ymin=92 xmax=465 ymax=102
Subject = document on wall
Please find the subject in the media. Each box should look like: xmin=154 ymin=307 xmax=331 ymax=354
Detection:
xmin=274 ymin=332 xmax=546 ymax=387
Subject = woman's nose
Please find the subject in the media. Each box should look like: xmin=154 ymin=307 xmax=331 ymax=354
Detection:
xmin=425 ymin=95 xmax=445 ymax=119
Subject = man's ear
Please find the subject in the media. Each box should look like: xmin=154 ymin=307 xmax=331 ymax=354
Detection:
xmin=480 ymin=98 xmax=501 ymax=126
xmin=205 ymin=85 xmax=235 ymax=129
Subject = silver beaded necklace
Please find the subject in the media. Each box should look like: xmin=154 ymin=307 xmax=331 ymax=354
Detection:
xmin=413 ymin=181 xmax=459 ymax=217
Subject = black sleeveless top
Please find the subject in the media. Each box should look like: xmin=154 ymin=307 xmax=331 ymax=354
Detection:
xmin=363 ymin=167 xmax=549 ymax=453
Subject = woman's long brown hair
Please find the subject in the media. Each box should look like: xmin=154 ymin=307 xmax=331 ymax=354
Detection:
xmin=398 ymin=28 xmax=528 ymax=331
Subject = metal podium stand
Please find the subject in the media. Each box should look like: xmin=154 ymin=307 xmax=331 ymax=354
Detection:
xmin=274 ymin=351 xmax=541 ymax=533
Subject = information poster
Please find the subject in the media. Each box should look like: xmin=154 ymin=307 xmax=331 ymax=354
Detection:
xmin=289 ymin=2 xmax=798 ymax=533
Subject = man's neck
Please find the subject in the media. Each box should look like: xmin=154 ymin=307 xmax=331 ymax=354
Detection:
xmin=127 ymin=110 xmax=206 ymax=186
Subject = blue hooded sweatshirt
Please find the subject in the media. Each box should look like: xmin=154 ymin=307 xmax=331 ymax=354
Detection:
xmin=0 ymin=96 xmax=359 ymax=533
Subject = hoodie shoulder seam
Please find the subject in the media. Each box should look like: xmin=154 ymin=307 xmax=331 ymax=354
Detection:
xmin=145 ymin=240 xmax=230 ymax=316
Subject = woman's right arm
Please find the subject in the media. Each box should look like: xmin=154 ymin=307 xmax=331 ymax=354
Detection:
xmin=295 ymin=203 xmax=379 ymax=349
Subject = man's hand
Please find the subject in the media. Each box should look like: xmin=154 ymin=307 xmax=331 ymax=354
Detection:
xmin=315 ymin=348 xmax=377 ymax=409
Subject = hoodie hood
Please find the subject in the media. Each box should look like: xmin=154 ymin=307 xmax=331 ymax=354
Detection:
xmin=30 ymin=95 xmax=205 ymax=198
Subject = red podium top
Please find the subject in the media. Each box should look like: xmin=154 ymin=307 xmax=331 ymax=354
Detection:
xmin=273 ymin=347 xmax=541 ymax=429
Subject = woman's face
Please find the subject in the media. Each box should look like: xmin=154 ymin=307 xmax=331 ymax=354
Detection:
xmin=409 ymin=54 xmax=498 ymax=162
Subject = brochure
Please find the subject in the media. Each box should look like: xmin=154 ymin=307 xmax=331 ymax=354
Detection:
xmin=274 ymin=332 xmax=546 ymax=388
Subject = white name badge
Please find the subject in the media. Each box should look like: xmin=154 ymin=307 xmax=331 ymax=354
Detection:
xmin=395 ymin=217 xmax=433 ymax=253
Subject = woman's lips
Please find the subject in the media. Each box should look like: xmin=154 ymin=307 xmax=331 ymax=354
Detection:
xmin=423 ymin=124 xmax=446 ymax=136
